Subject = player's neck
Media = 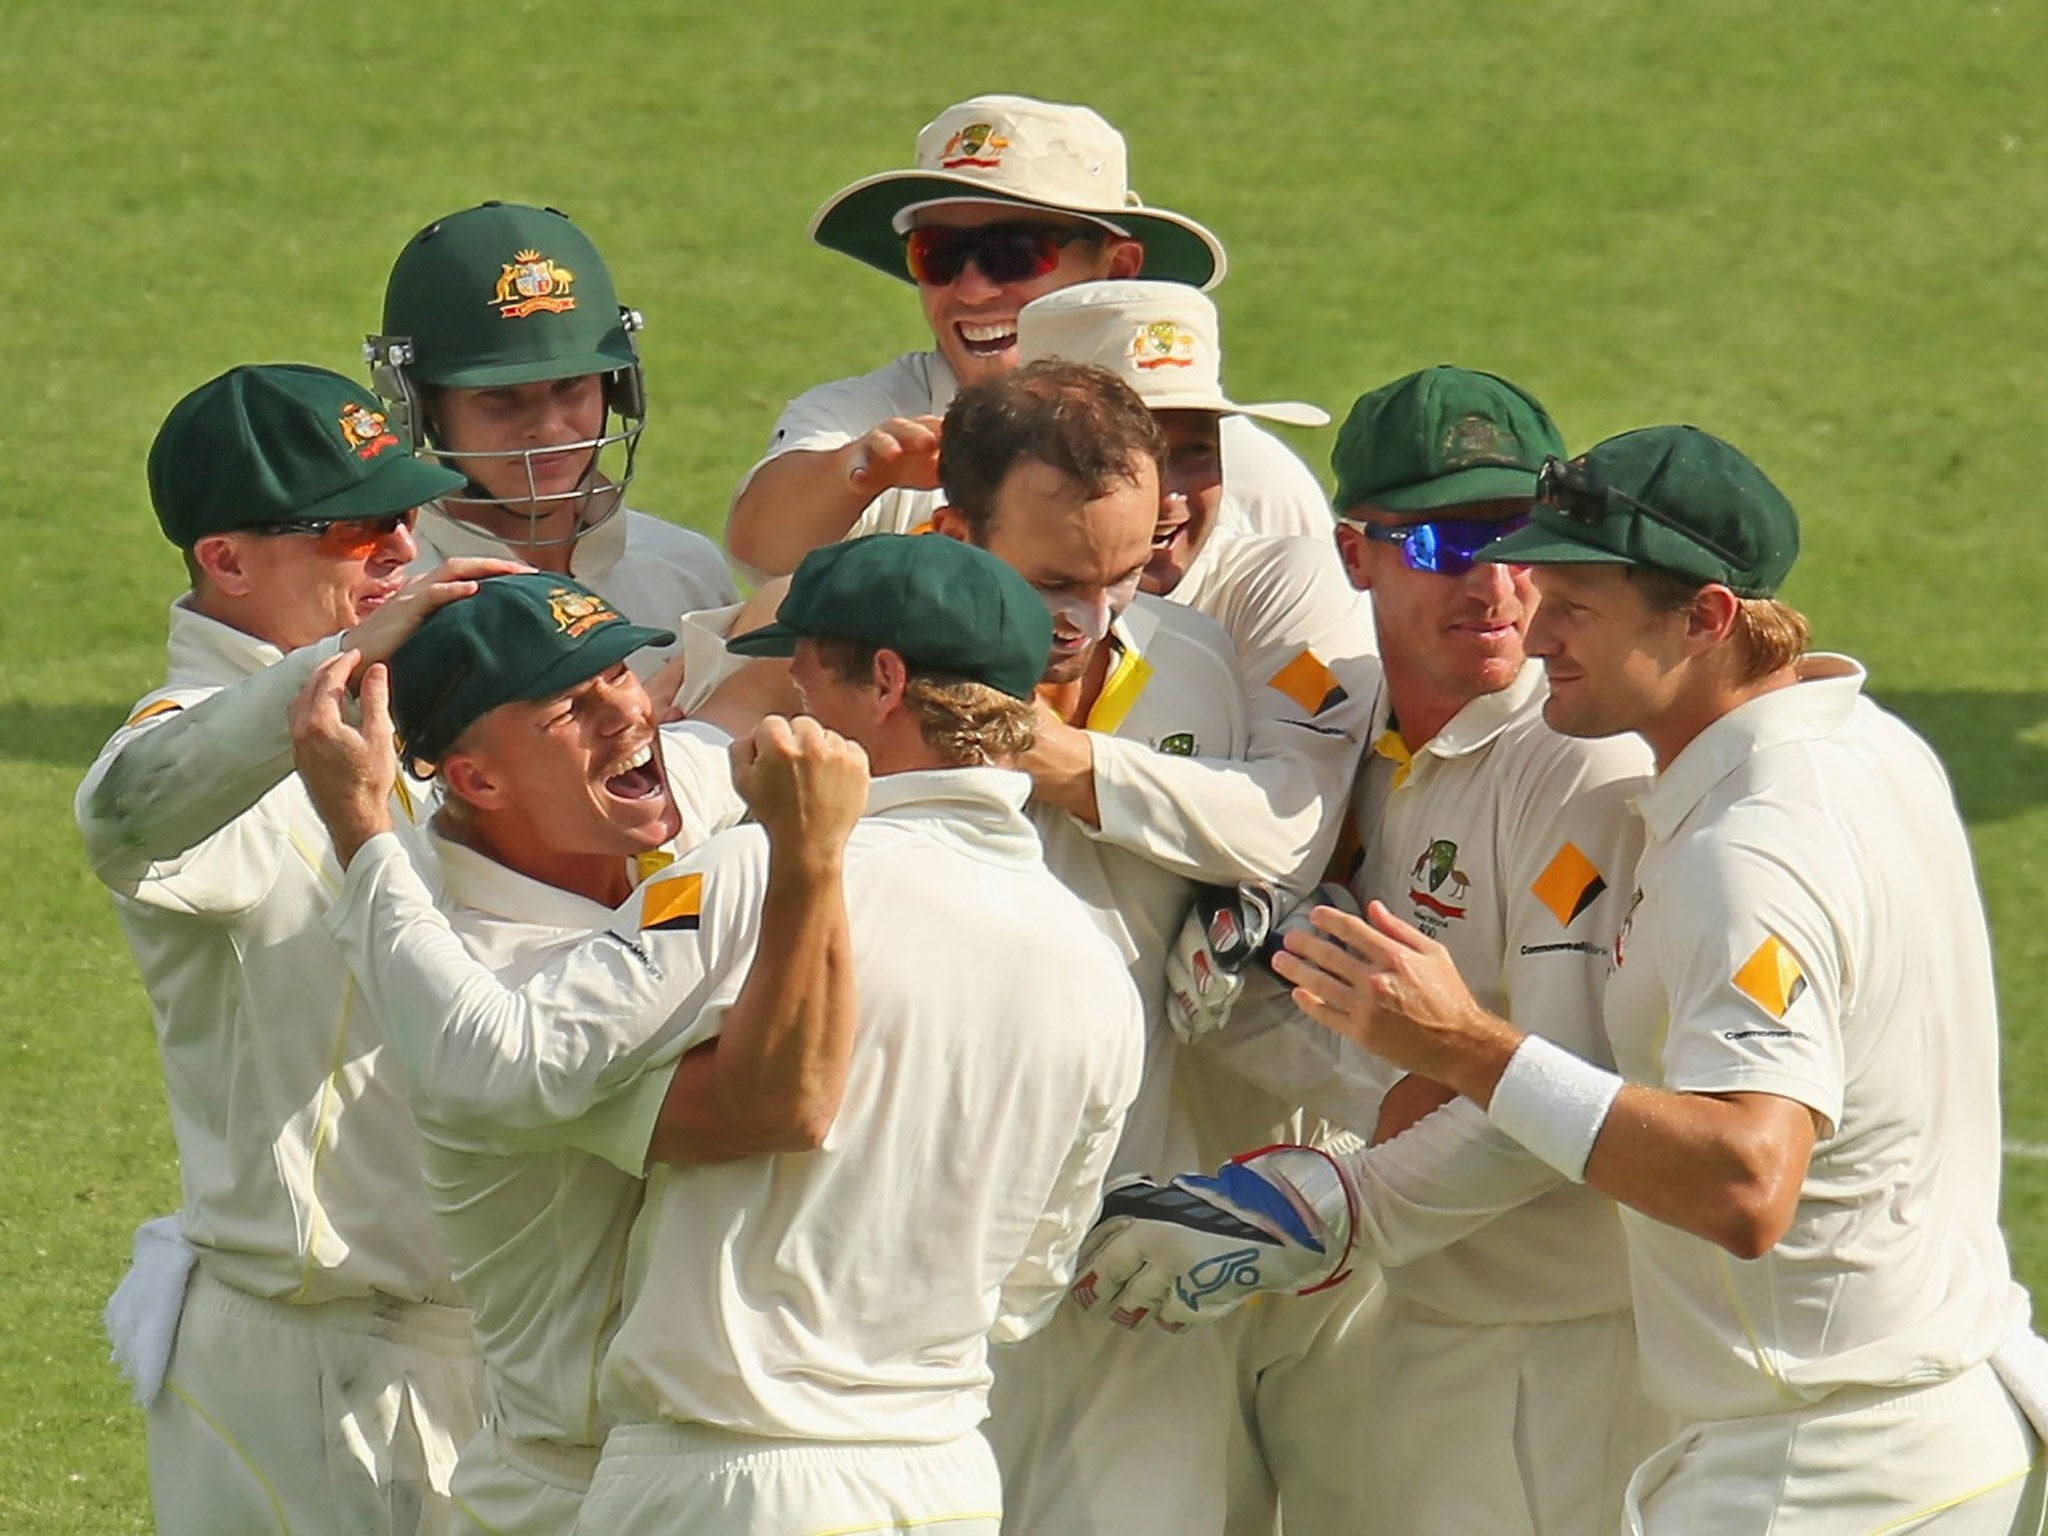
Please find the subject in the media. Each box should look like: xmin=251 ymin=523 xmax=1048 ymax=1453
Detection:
xmin=447 ymin=810 xmax=635 ymax=907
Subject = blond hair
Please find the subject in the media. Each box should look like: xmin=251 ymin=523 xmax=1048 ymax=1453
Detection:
xmin=814 ymin=638 xmax=1038 ymax=767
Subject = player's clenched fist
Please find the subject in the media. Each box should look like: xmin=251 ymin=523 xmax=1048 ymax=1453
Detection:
xmin=289 ymin=651 xmax=399 ymax=865
xmin=731 ymin=715 xmax=871 ymax=854
xmin=846 ymin=415 xmax=944 ymax=493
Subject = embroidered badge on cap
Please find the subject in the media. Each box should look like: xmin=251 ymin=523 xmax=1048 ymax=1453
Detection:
xmin=1732 ymin=934 xmax=1808 ymax=1017
xmin=939 ymin=122 xmax=1009 ymax=169
xmin=547 ymin=587 xmax=620 ymax=638
xmin=639 ymin=872 xmax=703 ymax=932
xmin=1267 ymin=650 xmax=1348 ymax=716
xmin=1531 ymin=842 xmax=1608 ymax=927
xmin=1130 ymin=320 xmax=1198 ymax=371
xmin=1439 ymin=413 xmax=1518 ymax=470
xmin=338 ymin=402 xmax=400 ymax=461
xmin=492 ymin=249 xmax=577 ymax=319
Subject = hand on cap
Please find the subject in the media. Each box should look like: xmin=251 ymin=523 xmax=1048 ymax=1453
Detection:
xmin=341 ymin=556 xmax=530 ymax=683
xmin=845 ymin=416 xmax=944 ymax=495
xmin=289 ymin=652 xmax=399 ymax=867
xmin=731 ymin=716 xmax=870 ymax=867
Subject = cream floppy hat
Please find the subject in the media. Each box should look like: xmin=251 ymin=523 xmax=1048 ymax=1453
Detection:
xmin=808 ymin=95 xmax=1226 ymax=291
xmin=1016 ymin=281 xmax=1328 ymax=427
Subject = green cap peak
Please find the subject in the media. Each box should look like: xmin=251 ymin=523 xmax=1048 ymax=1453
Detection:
xmin=728 ymin=535 xmax=1053 ymax=700
xmin=388 ymin=573 xmax=674 ymax=767
xmin=382 ymin=203 xmax=637 ymax=388
xmin=1481 ymin=425 xmax=1800 ymax=597
xmin=1331 ymin=366 xmax=1564 ymax=514
xmin=147 ymin=364 xmax=464 ymax=547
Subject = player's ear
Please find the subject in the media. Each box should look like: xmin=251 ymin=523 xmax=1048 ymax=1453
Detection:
xmin=931 ymin=507 xmax=971 ymax=544
xmin=191 ymin=533 xmax=256 ymax=597
xmin=870 ymin=648 xmax=911 ymax=716
xmin=442 ymin=750 xmax=508 ymax=812
xmin=1683 ymin=583 xmax=1742 ymax=653
xmin=1104 ymin=237 xmax=1145 ymax=280
xmin=1332 ymin=522 xmax=1373 ymax=592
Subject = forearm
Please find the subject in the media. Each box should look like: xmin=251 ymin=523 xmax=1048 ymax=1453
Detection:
xmin=725 ymin=449 xmax=870 ymax=578
xmin=648 ymin=843 xmax=853 ymax=1162
xmin=80 ymin=637 xmax=340 ymax=876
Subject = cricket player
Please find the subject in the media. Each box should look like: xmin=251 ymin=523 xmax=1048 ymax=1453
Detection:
xmin=724 ymin=93 xmax=1330 ymax=579
xmin=77 ymin=363 xmax=519 ymax=1534
xmin=1122 ymin=425 xmax=2048 ymax=1532
xmin=1085 ymin=367 xmax=1670 ymax=1534
xmin=281 ymin=570 xmax=865 ymax=1536
xmin=923 ymin=359 xmax=1361 ymax=1536
xmin=294 ymin=535 xmax=1146 ymax=1536
xmin=369 ymin=200 xmax=738 ymax=666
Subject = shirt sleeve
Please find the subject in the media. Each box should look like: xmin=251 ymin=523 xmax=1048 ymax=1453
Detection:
xmin=324 ymin=831 xmax=758 ymax=1139
xmin=992 ymin=982 xmax=1146 ymax=1343
xmin=1090 ymin=598 xmax=1375 ymax=895
xmin=731 ymin=361 xmax=925 ymax=501
xmin=1498 ymin=731 xmax=1651 ymax=1067
xmin=75 ymin=635 xmax=343 ymax=912
xmin=1219 ymin=416 xmax=1332 ymax=539
xmin=1647 ymin=831 xmax=1848 ymax=1129
xmin=1187 ymin=969 xmax=1403 ymax=1135
xmin=658 ymin=720 xmax=748 ymax=840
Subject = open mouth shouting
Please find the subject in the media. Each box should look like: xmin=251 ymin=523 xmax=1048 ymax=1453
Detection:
xmin=955 ymin=319 xmax=1019 ymax=360
xmin=602 ymin=739 xmax=665 ymax=803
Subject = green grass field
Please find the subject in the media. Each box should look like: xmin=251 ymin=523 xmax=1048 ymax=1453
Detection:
xmin=4 ymin=1 xmax=2046 ymax=1527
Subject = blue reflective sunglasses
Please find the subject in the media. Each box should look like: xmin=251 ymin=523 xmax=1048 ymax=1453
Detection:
xmin=1355 ymin=514 xmax=1530 ymax=576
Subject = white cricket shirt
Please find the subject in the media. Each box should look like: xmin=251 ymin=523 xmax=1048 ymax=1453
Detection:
xmin=1606 ymin=656 xmax=2027 ymax=1423
xmin=76 ymin=598 xmax=459 ymax=1305
xmin=393 ymin=723 xmax=746 ymax=1454
xmin=411 ymin=504 xmax=738 ymax=673
xmin=1344 ymin=664 xmax=1650 ymax=1322
xmin=597 ymin=767 xmax=1145 ymax=1441
xmin=736 ymin=349 xmax=1331 ymax=544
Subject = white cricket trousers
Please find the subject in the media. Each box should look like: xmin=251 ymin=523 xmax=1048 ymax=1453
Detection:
xmin=1626 ymin=1360 xmax=2048 ymax=1535
xmin=448 ymin=1421 xmax=598 ymax=1536
xmin=571 ymin=1423 xmax=1001 ymax=1536
xmin=148 ymin=1267 xmax=485 ymax=1536
xmin=1338 ymin=1298 xmax=1669 ymax=1535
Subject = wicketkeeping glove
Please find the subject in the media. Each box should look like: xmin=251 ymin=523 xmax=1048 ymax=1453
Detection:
xmin=1164 ymin=881 xmax=1363 ymax=1043
xmin=1070 ymin=1144 xmax=1357 ymax=1331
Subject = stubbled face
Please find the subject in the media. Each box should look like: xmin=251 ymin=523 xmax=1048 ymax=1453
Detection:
xmin=911 ymin=202 xmax=1133 ymax=387
xmin=219 ymin=514 xmax=418 ymax=651
xmin=450 ymin=662 xmax=680 ymax=856
xmin=973 ymin=455 xmax=1157 ymax=685
xmin=1335 ymin=498 xmax=1537 ymax=714
xmin=429 ymin=374 xmax=610 ymax=533
xmin=1142 ymin=409 xmax=1226 ymax=596
xmin=1524 ymin=564 xmax=1691 ymax=740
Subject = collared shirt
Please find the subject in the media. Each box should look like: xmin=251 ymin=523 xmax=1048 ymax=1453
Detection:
xmin=76 ymin=597 xmax=459 ymax=1305
xmin=595 ymin=767 xmax=1143 ymax=1441
xmin=327 ymin=766 xmax=1142 ymax=1446
xmin=1340 ymin=663 xmax=1651 ymax=1323
xmin=411 ymin=504 xmax=738 ymax=674
xmin=1606 ymin=656 xmax=2026 ymax=1423
xmin=735 ymin=349 xmax=1332 ymax=546
xmin=398 ymin=723 xmax=745 ymax=1455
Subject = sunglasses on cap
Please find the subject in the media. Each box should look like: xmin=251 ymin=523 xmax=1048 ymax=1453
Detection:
xmin=1354 ymin=514 xmax=1530 ymax=576
xmin=1535 ymin=456 xmax=1747 ymax=566
xmin=247 ymin=508 xmax=418 ymax=558
xmin=902 ymin=221 xmax=1103 ymax=287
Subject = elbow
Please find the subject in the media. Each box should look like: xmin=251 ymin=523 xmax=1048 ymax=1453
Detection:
xmin=1705 ymin=1137 xmax=1805 ymax=1260
xmin=747 ymin=1088 xmax=841 ymax=1154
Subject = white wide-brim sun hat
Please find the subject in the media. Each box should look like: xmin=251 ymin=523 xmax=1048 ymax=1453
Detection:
xmin=808 ymin=95 xmax=1227 ymax=292
xmin=1016 ymin=281 xmax=1328 ymax=427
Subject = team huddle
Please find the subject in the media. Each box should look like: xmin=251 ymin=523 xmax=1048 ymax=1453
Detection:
xmin=79 ymin=93 xmax=2048 ymax=1536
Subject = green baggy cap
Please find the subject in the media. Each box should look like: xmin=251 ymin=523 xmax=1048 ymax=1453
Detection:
xmin=1481 ymin=425 xmax=1800 ymax=598
xmin=728 ymin=534 xmax=1053 ymax=700
xmin=389 ymin=572 xmax=674 ymax=767
xmin=383 ymin=202 xmax=637 ymax=388
xmin=148 ymin=364 xmax=465 ymax=547
xmin=1331 ymin=366 xmax=1565 ymax=515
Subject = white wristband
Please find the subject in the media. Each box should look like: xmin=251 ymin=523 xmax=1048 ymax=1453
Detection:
xmin=1486 ymin=1035 xmax=1623 ymax=1183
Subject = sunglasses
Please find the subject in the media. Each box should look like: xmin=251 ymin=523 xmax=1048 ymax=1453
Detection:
xmin=902 ymin=221 xmax=1101 ymax=286
xmin=1535 ymin=456 xmax=1746 ymax=565
xmin=248 ymin=508 xmax=418 ymax=558
xmin=1355 ymin=514 xmax=1529 ymax=576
